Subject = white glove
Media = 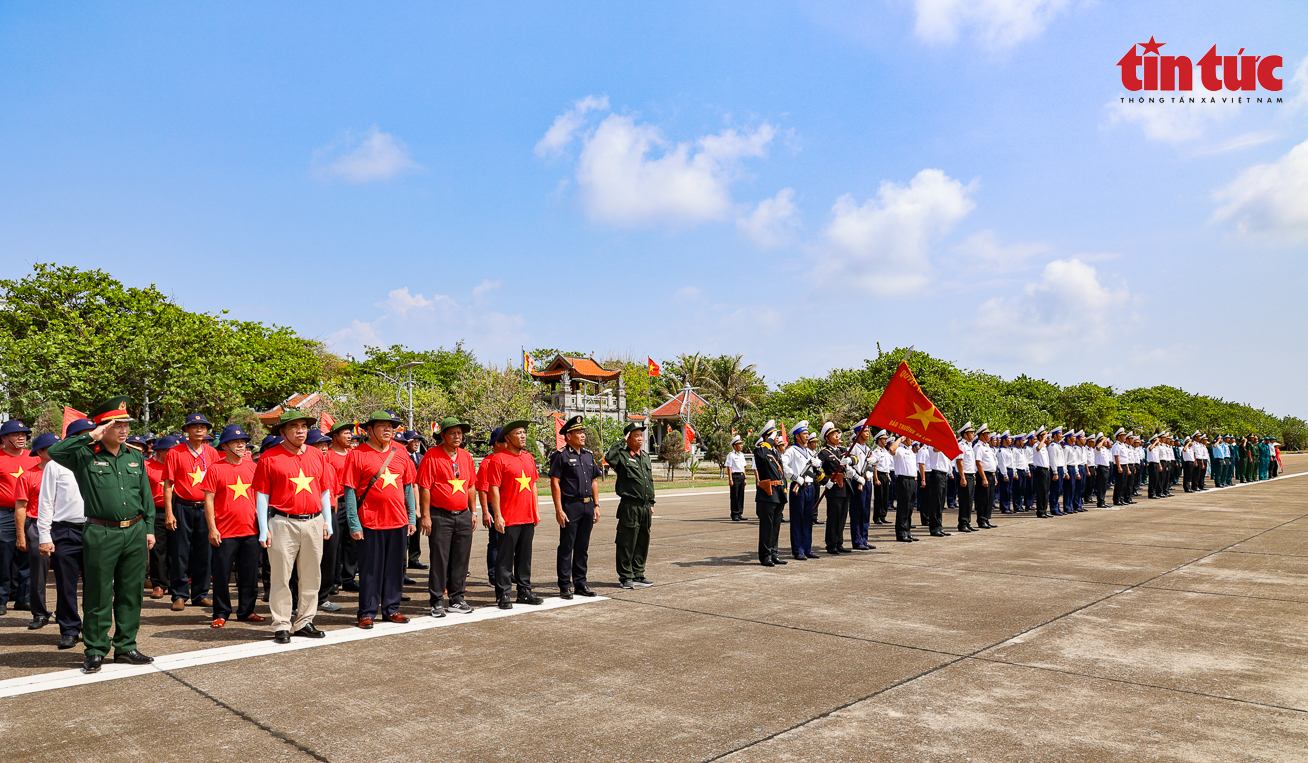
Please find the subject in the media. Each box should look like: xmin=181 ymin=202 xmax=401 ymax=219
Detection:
xmin=840 ymin=456 xmax=853 ymax=466
xmin=810 ymin=456 xmax=821 ymax=467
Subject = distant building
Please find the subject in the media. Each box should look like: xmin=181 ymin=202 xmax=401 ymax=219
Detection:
xmin=531 ymin=354 xmax=628 ymax=424
xmin=648 ymin=388 xmax=707 ymax=454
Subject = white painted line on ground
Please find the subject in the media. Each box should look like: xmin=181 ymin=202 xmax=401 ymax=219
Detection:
xmin=0 ymin=595 xmax=606 ymax=699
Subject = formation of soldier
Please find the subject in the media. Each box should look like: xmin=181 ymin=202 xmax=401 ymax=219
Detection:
xmin=746 ymin=418 xmax=1285 ymax=561
xmin=0 ymin=395 xmax=1287 ymax=674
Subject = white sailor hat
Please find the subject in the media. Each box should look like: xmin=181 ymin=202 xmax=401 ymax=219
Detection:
xmin=759 ymin=419 xmax=777 ymax=439
xmin=1051 ymin=426 xmax=1063 ymax=435
xmin=1036 ymin=426 xmax=1047 ymax=436
xmin=999 ymin=430 xmax=1010 ymax=438
xmin=730 ymin=434 xmax=742 ymax=446
xmin=819 ymin=421 xmax=839 ymax=441
xmin=976 ymin=423 xmax=989 ymax=435
xmin=1192 ymin=430 xmax=1202 ymax=438
xmin=788 ymin=420 xmax=809 ymax=437
xmin=957 ymin=421 xmax=975 ymax=435
xmin=1114 ymin=427 xmax=1126 ymax=437
xmin=1095 ymin=432 xmax=1104 ymax=439
xmin=874 ymin=429 xmax=889 ymax=440
xmin=853 ymin=422 xmax=867 ymax=434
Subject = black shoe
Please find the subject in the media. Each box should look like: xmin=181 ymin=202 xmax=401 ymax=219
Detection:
xmin=498 ymin=597 xmax=513 ymax=610
xmin=82 ymin=654 xmax=103 ymax=674
xmin=274 ymin=630 xmax=292 ymax=644
xmin=58 ymin=633 xmax=80 ymax=650
xmin=403 ymin=576 xmax=417 ymax=585
xmin=27 ymin=615 xmax=50 ymax=629
xmin=897 ymin=533 xmax=912 ymax=542
xmin=516 ymin=591 xmax=544 ymax=605
xmin=957 ymin=526 xmax=974 ymax=533
xmin=559 ymin=589 xmax=574 ymax=600
xmin=805 ymin=552 xmax=820 ymax=559
xmin=293 ymin=623 xmax=326 ymax=639
xmin=114 ymin=649 xmax=154 ymax=665
xmin=772 ymin=557 xmax=788 ymax=565
xmin=329 ymin=585 xmax=341 ymax=595
xmin=930 ymin=529 xmax=951 ymax=537
xmin=576 ymin=584 xmax=597 ymax=597
xmin=909 ymin=534 xmax=921 ymax=541
xmin=13 ymin=600 xmax=29 ymax=611
xmin=409 ymin=561 xmax=429 ymax=570
xmin=792 ymin=554 xmax=806 ymax=561
xmin=836 ymin=547 xmax=852 ymax=554
xmin=341 ymin=580 xmax=360 ymax=592
xmin=0 ymin=604 xmax=6 ymax=616
xmin=760 ymin=559 xmax=775 ymax=567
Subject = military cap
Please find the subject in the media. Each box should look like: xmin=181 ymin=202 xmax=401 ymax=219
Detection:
xmin=958 ymin=421 xmax=975 ymax=435
xmin=501 ymin=420 xmax=530 ymax=438
xmin=875 ymin=429 xmax=889 ymax=441
xmin=65 ymin=419 xmax=96 ymax=438
xmin=977 ymin=423 xmax=990 ymax=435
xmin=789 ymin=420 xmax=810 ymax=437
xmin=125 ymin=434 xmax=147 ymax=446
xmin=305 ymin=429 xmax=331 ymax=446
xmin=90 ymin=396 xmax=133 ymax=425
xmin=154 ymin=435 xmax=180 ymax=451
xmin=360 ymin=410 xmax=402 ymax=428
xmin=1035 ymin=426 xmax=1047 ymax=436
xmin=329 ymin=419 xmax=355 ymax=435
xmin=999 ymin=430 xmax=1010 ymax=438
xmin=30 ymin=433 xmax=60 ymax=452
xmin=759 ymin=419 xmax=777 ymax=439
xmin=258 ymin=434 xmax=284 ymax=452
xmin=0 ymin=420 xmax=31 ymax=437
xmin=218 ymin=424 xmax=252 ymax=446
xmin=730 ymin=434 xmax=742 ymax=446
xmin=1114 ymin=427 xmax=1126 ymax=437
xmin=183 ymin=413 xmax=212 ymax=428
xmin=559 ymin=416 xmax=585 ymax=436
xmin=623 ymin=420 xmax=647 ymax=435
xmin=853 ymin=422 xmax=866 ymax=434
xmin=819 ymin=421 xmax=838 ymax=441
xmin=270 ymin=409 xmax=316 ymax=433
xmin=1051 ymin=426 xmax=1064 ymax=435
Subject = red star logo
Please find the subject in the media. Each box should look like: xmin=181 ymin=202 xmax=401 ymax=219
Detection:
xmin=1140 ymin=36 xmax=1164 ymax=56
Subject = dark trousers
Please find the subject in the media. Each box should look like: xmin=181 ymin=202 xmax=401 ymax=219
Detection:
xmin=894 ymin=476 xmax=917 ymax=536
xmin=1183 ymin=462 xmax=1194 ymax=492
xmin=956 ymin=475 xmax=976 ymax=528
xmin=25 ymin=520 xmax=49 ymax=618
xmin=407 ymin=527 xmax=422 ymax=568
xmin=1048 ymin=468 xmax=1064 ymax=513
xmin=495 ymin=523 xmax=534 ymax=599
xmin=824 ymin=490 xmax=849 ymax=551
xmin=317 ymin=503 xmax=345 ymax=604
xmin=1096 ymin=466 xmax=1109 ymax=504
xmin=357 ymin=526 xmax=407 ymax=618
xmin=0 ymin=510 xmax=25 ymax=607
xmin=148 ymin=510 xmax=171 ymax=593
xmin=927 ymin=472 xmax=948 ymax=531
xmin=209 ymin=535 xmax=259 ymax=621
xmin=485 ymin=525 xmax=502 ymax=582
xmin=977 ymin=472 xmax=995 ymax=523
xmin=1196 ymin=462 xmax=1207 ymax=490
xmin=872 ymin=475 xmax=890 ymax=523
xmin=847 ymin=483 xmax=869 ymax=547
xmin=50 ymin=522 xmax=84 ymax=636
xmin=1034 ymin=467 xmax=1051 ymax=516
xmin=1113 ymin=467 xmax=1128 ymax=504
xmin=169 ymin=500 xmax=211 ymax=603
xmin=615 ymin=500 xmax=653 ymax=581
xmin=337 ymin=513 xmax=358 ymax=585
xmin=1062 ymin=469 xmax=1077 ymax=511
xmin=729 ymin=473 xmax=746 ymax=519
xmin=756 ymin=500 xmax=784 ymax=562
xmin=555 ymin=502 xmax=592 ymax=590
xmin=788 ymin=484 xmax=815 ymax=557
xmin=432 ymin=508 xmax=474 ymax=604
xmin=1148 ymin=463 xmax=1161 ymax=498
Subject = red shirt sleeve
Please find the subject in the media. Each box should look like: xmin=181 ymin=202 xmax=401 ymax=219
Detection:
xmin=252 ymin=453 xmax=273 ymax=496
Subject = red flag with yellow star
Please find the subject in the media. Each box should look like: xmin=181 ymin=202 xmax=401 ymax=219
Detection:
xmin=863 ymin=360 xmax=961 ymax=460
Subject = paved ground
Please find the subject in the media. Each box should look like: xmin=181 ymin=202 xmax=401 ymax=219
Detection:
xmin=1 ymin=457 xmax=1305 ymax=762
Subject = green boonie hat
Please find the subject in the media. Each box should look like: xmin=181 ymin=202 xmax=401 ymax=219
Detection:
xmin=328 ymin=419 xmax=355 ymax=435
xmin=91 ymin=395 xmax=135 ymax=425
xmin=271 ymin=410 xmax=317 ymax=433
xmin=362 ymin=410 xmax=403 ymax=427
xmin=437 ymin=416 xmax=471 ymax=435
xmin=500 ymin=420 xmax=530 ymax=437
xmin=623 ymin=420 xmax=647 ymax=434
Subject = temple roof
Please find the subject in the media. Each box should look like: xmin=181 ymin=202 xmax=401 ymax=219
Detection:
xmin=649 ymin=389 xmax=707 ymax=420
xmin=531 ymin=355 xmax=622 ymax=383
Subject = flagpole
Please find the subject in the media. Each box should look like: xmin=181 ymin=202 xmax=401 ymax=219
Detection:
xmin=902 ymin=345 xmax=915 ymax=365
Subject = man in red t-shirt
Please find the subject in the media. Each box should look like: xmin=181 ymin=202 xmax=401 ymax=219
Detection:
xmin=163 ymin=413 xmax=221 ymax=611
xmin=343 ymin=411 xmax=416 ymax=628
xmin=0 ymin=419 xmax=39 ymax=616
xmin=486 ymin=421 xmax=542 ymax=609
xmin=323 ymin=421 xmax=356 ymax=597
xmin=418 ymin=417 xmax=478 ymax=617
xmin=202 ymin=425 xmax=265 ymax=628
xmin=15 ymin=433 xmax=58 ymax=628
xmin=478 ymin=428 xmax=507 ymax=585
xmin=253 ymin=411 xmax=335 ymax=644
xmin=145 ymin=435 xmax=177 ymax=600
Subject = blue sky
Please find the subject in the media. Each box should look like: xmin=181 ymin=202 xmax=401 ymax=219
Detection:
xmin=2 ymin=2 xmax=1305 ymax=417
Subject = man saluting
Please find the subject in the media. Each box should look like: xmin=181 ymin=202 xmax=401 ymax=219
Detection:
xmin=47 ymin=396 xmax=156 ymax=674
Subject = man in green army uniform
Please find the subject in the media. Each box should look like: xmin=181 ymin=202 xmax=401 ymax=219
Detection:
xmin=1240 ymin=436 xmax=1254 ymax=483
xmin=48 ymin=396 xmax=156 ymax=673
xmin=1258 ymin=437 xmax=1272 ymax=480
xmin=605 ymin=421 xmax=656 ymax=590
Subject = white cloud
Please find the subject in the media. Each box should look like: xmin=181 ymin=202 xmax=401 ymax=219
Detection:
xmin=1212 ymin=138 xmax=1308 ymax=242
xmin=1104 ymin=98 xmax=1238 ymax=143
xmin=810 ymin=169 xmax=975 ymax=296
xmin=568 ymin=113 xmax=775 ymax=227
xmin=953 ymin=229 xmax=1051 ymax=272
xmin=534 ymin=95 xmax=610 ymax=157
xmin=312 ymin=126 xmax=421 ymax=182
xmin=327 ymin=285 xmax=527 ymax=359
xmin=912 ymin=0 xmax=1069 ymax=49
xmin=969 ymin=258 xmax=1132 ymax=363
xmin=737 ymin=188 xmax=800 ymax=247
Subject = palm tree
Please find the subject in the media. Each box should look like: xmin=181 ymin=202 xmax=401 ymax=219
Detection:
xmin=705 ymin=354 xmax=767 ymax=430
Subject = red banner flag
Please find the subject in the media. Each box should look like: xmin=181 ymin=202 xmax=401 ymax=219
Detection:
xmin=62 ymin=406 xmax=88 ymax=437
xmin=684 ymin=421 xmax=696 ymax=453
xmin=319 ymin=413 xmax=336 ymax=433
xmin=864 ymin=360 xmax=961 ymax=460
xmin=647 ymin=357 xmax=661 ymax=377
xmin=553 ymin=413 xmax=566 ymax=451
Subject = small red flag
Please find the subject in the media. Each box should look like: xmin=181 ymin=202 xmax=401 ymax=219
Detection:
xmin=864 ymin=360 xmax=961 ymax=460
xmin=647 ymin=357 xmax=661 ymax=377
xmin=62 ymin=406 xmax=88 ymax=437
xmin=684 ymin=422 xmax=696 ymax=453
xmin=319 ymin=413 xmax=336 ymax=433
xmin=553 ymin=413 xmax=566 ymax=451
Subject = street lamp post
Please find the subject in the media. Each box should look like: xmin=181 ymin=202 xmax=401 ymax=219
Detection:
xmin=371 ymin=362 xmax=424 ymax=433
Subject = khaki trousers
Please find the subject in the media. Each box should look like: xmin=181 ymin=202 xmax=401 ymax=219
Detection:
xmin=268 ymin=513 xmax=324 ymax=632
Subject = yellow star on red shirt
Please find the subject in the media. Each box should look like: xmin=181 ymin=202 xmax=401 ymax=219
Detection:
xmin=289 ymin=469 xmax=315 ymax=494
xmin=189 ymin=467 xmax=206 ymax=486
xmin=514 ymin=471 xmax=532 ymax=492
xmin=228 ymin=477 xmax=252 ymax=500
xmin=447 ymin=477 xmax=466 ymax=494
xmin=8 ymin=467 xmax=22 ymax=479
xmin=378 ymin=469 xmax=400 ymax=489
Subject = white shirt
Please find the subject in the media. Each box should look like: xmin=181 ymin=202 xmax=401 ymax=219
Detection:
xmin=892 ymin=443 xmax=919 ymax=475
xmin=997 ymin=446 xmax=1014 ymax=472
xmin=1050 ymin=441 xmax=1067 ymax=469
xmin=725 ymin=450 xmax=746 ymax=474
xmin=872 ymin=446 xmax=892 ymax=473
xmin=1159 ymin=445 xmax=1173 ymax=462
xmin=1094 ymin=446 xmax=1111 ymax=467
xmin=1031 ymin=442 xmax=1050 ymax=468
xmin=926 ymin=446 xmax=952 ymax=472
xmin=956 ymin=439 xmax=977 ymax=473
xmin=975 ymin=441 xmax=998 ymax=472
xmin=1181 ymin=445 xmax=1194 ymax=462
xmin=783 ymin=443 xmax=819 ymax=483
xmin=1147 ymin=445 xmax=1161 ymax=464
xmin=1066 ymin=444 xmax=1081 ymax=468
xmin=1110 ymin=441 xmax=1127 ymax=464
xmin=1012 ymin=446 xmax=1028 ymax=470
xmin=37 ymin=460 xmax=86 ymax=545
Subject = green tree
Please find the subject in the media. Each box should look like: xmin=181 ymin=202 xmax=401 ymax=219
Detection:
xmin=659 ymin=428 xmax=686 ymax=480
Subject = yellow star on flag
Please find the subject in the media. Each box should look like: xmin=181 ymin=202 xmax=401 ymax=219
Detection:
xmin=289 ymin=469 xmax=315 ymax=494
xmin=907 ymin=403 xmax=944 ymax=430
xmin=378 ymin=469 xmax=400 ymax=489
xmin=228 ymin=477 xmax=252 ymax=500
xmin=189 ymin=467 xmax=206 ymax=486
xmin=514 ymin=471 xmax=532 ymax=492
xmin=447 ymin=477 xmax=466 ymax=494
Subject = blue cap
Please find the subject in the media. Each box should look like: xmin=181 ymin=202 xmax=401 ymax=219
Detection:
xmin=259 ymin=434 xmax=283 ymax=452
xmin=490 ymin=427 xmax=504 ymax=444
xmin=154 ymin=435 xmax=180 ymax=451
xmin=65 ymin=419 xmax=96 ymax=437
xmin=0 ymin=420 xmax=32 ymax=436
xmin=219 ymin=424 xmax=252 ymax=446
xmin=30 ymin=433 xmax=60 ymax=452
xmin=183 ymin=413 xmax=212 ymax=428
xmin=305 ymin=429 xmax=331 ymax=446
xmin=126 ymin=434 xmax=147 ymax=445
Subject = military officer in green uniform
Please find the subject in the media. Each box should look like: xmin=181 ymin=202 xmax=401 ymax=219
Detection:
xmin=605 ymin=421 xmax=656 ymax=590
xmin=47 ymin=396 xmax=156 ymax=673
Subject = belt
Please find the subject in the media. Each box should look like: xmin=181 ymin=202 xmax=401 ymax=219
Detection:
xmin=173 ymin=498 xmax=204 ymax=508
xmin=88 ymin=516 xmax=142 ymax=529
xmin=270 ymin=508 xmax=321 ymax=520
xmin=52 ymin=521 xmax=86 ymax=528
xmin=563 ymin=496 xmax=593 ymax=504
